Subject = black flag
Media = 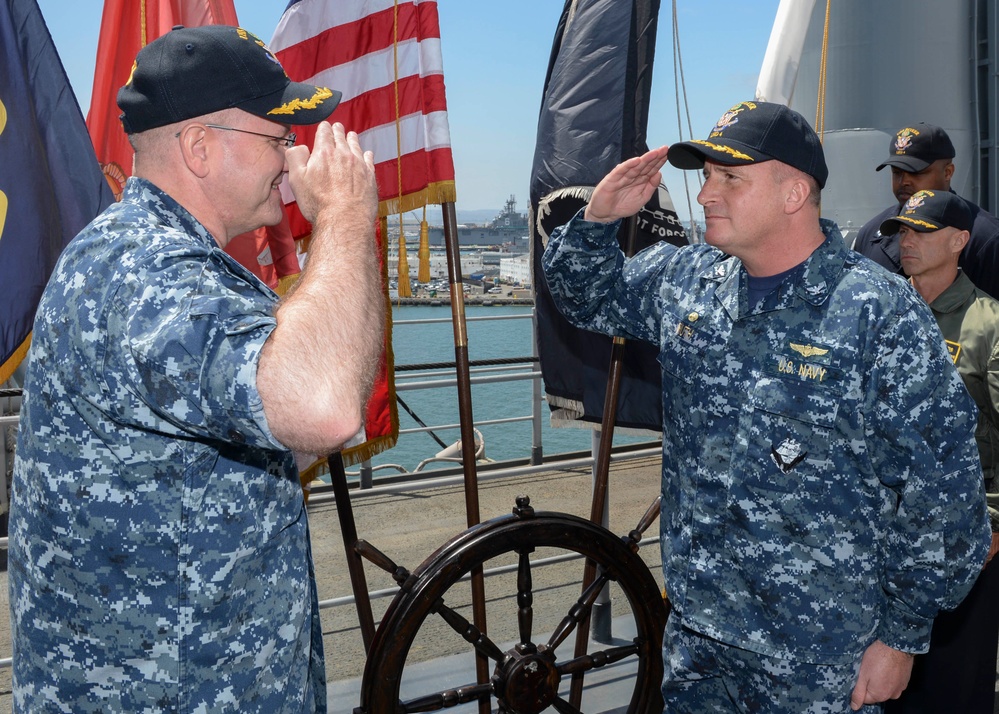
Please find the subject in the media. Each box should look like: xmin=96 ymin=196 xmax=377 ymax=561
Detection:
xmin=530 ymin=0 xmax=686 ymax=432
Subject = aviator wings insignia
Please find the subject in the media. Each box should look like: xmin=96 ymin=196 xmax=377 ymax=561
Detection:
xmin=789 ymin=343 xmax=828 ymax=358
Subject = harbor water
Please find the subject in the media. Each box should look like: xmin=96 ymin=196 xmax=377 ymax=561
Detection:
xmin=354 ymin=303 xmax=657 ymax=477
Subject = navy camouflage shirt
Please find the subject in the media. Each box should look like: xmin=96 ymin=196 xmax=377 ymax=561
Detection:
xmin=543 ymin=210 xmax=989 ymax=663
xmin=10 ymin=178 xmax=325 ymax=712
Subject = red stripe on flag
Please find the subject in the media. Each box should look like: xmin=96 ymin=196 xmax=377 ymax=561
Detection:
xmin=275 ymin=2 xmax=441 ymax=80
xmin=286 ymin=74 xmax=448 ymax=145
xmin=281 ymin=147 xmax=457 ymax=241
xmin=374 ymin=148 xmax=456 ymax=201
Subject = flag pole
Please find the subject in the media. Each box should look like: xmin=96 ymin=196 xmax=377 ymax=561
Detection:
xmin=569 ymin=213 xmax=640 ymax=708
xmin=327 ymin=453 xmax=377 ymax=652
xmin=441 ymin=200 xmax=491 ymax=713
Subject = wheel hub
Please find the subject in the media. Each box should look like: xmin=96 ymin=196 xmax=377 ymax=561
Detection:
xmin=493 ymin=643 xmax=560 ymax=714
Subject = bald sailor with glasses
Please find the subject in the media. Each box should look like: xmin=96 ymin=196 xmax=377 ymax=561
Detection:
xmin=10 ymin=25 xmax=383 ymax=713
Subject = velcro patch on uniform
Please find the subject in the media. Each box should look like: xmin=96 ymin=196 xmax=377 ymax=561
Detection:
xmin=771 ymin=437 xmax=807 ymax=473
xmin=945 ymin=340 xmax=961 ymax=364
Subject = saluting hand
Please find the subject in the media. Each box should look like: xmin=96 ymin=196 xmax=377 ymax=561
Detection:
xmin=584 ymin=145 xmax=670 ymax=224
xmin=285 ymin=121 xmax=378 ymax=229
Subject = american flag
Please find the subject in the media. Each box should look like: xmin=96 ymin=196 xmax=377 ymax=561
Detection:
xmin=271 ymin=0 xmax=457 ymax=235
xmin=269 ymin=0 xmax=459 ymax=467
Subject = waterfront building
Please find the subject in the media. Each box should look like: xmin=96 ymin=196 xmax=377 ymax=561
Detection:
xmin=500 ymin=254 xmax=532 ymax=287
xmin=386 ymin=249 xmax=484 ymax=282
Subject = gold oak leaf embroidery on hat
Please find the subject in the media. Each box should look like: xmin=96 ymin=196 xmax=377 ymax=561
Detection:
xmin=688 ymin=140 xmax=755 ymax=162
xmin=268 ymin=87 xmax=335 ymax=116
xmin=896 ymin=216 xmax=939 ymax=230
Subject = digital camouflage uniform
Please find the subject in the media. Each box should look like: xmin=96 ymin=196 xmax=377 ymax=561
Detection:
xmin=885 ymin=270 xmax=999 ymax=713
xmin=10 ymin=178 xmax=325 ymax=713
xmin=542 ymin=211 xmax=989 ymax=696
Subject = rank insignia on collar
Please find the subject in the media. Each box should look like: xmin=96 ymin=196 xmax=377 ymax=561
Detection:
xmin=771 ymin=438 xmax=807 ymax=474
xmin=805 ymin=281 xmax=827 ymax=298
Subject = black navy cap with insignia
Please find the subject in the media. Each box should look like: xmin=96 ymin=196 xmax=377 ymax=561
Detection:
xmin=876 ymin=123 xmax=955 ymax=173
xmin=667 ymin=101 xmax=828 ymax=188
xmin=879 ymin=190 xmax=972 ymax=235
xmin=118 ymin=25 xmax=341 ymax=134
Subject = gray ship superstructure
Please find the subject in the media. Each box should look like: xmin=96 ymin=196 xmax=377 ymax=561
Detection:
xmin=428 ymin=194 xmax=529 ymax=247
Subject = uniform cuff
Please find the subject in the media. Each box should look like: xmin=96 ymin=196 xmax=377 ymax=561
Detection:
xmin=877 ymin=600 xmax=933 ymax=655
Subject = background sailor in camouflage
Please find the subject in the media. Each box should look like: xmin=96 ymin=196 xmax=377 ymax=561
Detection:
xmin=542 ymin=101 xmax=990 ymax=713
xmin=877 ymin=189 xmax=999 ymax=714
xmin=9 ymin=26 xmax=383 ymax=713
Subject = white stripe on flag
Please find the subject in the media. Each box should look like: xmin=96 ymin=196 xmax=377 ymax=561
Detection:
xmin=307 ymin=38 xmax=443 ymax=103
xmin=358 ymin=110 xmax=452 ymax=164
xmin=270 ymin=0 xmax=437 ymax=52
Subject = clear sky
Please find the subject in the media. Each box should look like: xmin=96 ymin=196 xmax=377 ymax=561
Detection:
xmin=35 ymin=0 xmax=781 ymax=222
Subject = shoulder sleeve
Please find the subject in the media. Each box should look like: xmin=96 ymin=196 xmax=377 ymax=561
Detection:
xmin=868 ymin=298 xmax=990 ymax=652
xmin=541 ymin=208 xmax=680 ymax=344
xmin=960 ymin=209 xmax=999 ymax=300
xmin=104 ymin=246 xmax=284 ymax=451
xmin=853 ymin=206 xmax=892 ymax=252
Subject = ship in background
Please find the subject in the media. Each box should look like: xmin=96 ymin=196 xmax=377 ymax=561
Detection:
xmin=427 ymin=194 xmax=530 ymax=248
xmin=756 ymin=0 xmax=999 ymax=246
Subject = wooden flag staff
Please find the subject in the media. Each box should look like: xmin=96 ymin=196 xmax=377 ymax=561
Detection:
xmin=323 ymin=199 xmax=490 ymax=676
xmin=569 ymin=213 xmax=643 ymax=709
xmin=440 ymin=200 xmax=492 ymax=714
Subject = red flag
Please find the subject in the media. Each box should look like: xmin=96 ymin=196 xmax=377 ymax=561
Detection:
xmin=270 ymin=0 xmax=459 ymax=467
xmin=85 ymin=0 xmax=301 ymax=291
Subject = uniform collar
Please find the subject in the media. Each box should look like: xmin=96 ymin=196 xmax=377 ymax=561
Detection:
xmin=123 ymin=177 xmax=220 ymax=251
xmin=703 ymin=218 xmax=845 ymax=319
xmin=928 ymin=270 xmax=977 ymax=315
xmin=792 ymin=219 xmax=847 ymax=307
xmin=121 ymin=177 xmax=275 ymax=293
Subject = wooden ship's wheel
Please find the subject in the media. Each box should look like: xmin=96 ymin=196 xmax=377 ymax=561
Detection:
xmin=352 ymin=496 xmax=667 ymax=714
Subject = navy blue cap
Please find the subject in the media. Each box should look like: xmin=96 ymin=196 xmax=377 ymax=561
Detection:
xmin=876 ymin=123 xmax=955 ymax=173
xmin=118 ymin=25 xmax=341 ymax=134
xmin=667 ymin=101 xmax=828 ymax=188
xmin=879 ymin=190 xmax=973 ymax=235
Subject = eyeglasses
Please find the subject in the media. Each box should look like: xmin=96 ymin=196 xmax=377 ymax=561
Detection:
xmin=175 ymin=124 xmax=296 ymax=147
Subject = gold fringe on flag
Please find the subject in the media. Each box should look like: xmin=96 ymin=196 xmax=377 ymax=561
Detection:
xmin=274 ymin=272 xmax=302 ymax=297
xmin=297 ymin=214 xmax=400 ymax=493
xmin=0 ymin=332 xmax=31 ymax=385
xmin=377 ymin=180 xmax=457 ymax=218
xmin=397 ymin=234 xmax=412 ymax=297
xmin=418 ymin=207 xmax=431 ymax=283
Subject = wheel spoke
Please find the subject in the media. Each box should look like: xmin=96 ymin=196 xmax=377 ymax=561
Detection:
xmin=433 ymin=599 xmax=506 ymax=662
xmin=357 ymin=505 xmax=668 ymax=714
xmin=556 ymin=640 xmax=641 ymax=676
xmin=517 ymin=547 xmax=535 ymax=646
xmin=355 ymin=539 xmax=412 ymax=586
xmin=401 ymin=682 xmax=493 ymax=712
xmin=546 ymin=569 xmax=611 ymax=650
xmin=550 ymin=695 xmax=585 ymax=714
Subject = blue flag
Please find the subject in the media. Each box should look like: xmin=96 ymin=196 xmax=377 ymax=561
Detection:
xmin=0 ymin=0 xmax=115 ymax=383
xmin=530 ymin=0 xmax=686 ymax=432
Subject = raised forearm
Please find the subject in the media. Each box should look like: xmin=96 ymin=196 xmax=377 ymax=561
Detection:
xmin=257 ymin=122 xmax=384 ymax=454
